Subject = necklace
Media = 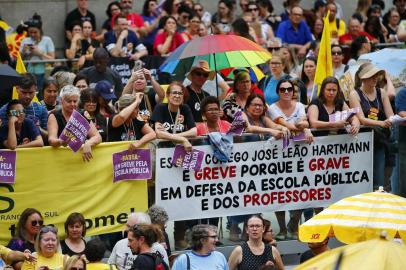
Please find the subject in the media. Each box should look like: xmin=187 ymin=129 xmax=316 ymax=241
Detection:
xmin=122 ymin=120 xmax=135 ymax=141
xmin=167 ymin=105 xmax=179 ymax=134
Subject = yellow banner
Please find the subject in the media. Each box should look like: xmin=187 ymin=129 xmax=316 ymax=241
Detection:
xmin=0 ymin=142 xmax=148 ymax=245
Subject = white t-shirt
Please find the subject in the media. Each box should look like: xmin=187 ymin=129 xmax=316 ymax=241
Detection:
xmin=268 ymin=102 xmax=306 ymax=124
xmin=108 ymin=238 xmax=168 ymax=270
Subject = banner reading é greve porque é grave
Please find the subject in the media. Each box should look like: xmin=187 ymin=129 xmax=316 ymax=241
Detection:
xmin=155 ymin=133 xmax=373 ymax=221
xmin=0 ymin=142 xmax=148 ymax=245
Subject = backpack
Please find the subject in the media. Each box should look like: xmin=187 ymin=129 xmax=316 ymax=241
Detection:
xmin=143 ymin=252 xmax=169 ymax=270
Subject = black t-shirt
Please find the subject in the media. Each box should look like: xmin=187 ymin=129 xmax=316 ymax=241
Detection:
xmin=185 ymin=86 xmax=210 ymax=122
xmin=108 ymin=115 xmax=146 ymax=142
xmin=64 ymin=8 xmax=96 ymax=31
xmin=130 ymin=254 xmax=157 ymax=270
xmin=151 ymin=103 xmax=195 ymax=133
xmin=78 ymin=67 xmax=123 ymax=98
xmin=300 ymin=249 xmax=315 ymax=263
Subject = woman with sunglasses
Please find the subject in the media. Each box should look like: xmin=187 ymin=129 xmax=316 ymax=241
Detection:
xmin=7 ymin=208 xmax=44 ymax=254
xmin=308 ymin=76 xmax=360 ymax=137
xmin=268 ymin=79 xmax=313 ymax=241
xmin=0 ymin=99 xmax=43 ymax=150
xmin=63 ymin=255 xmax=86 ymax=270
xmin=22 ymin=226 xmax=67 ymax=270
xmin=228 ymin=215 xmax=284 ymax=270
xmin=331 ymin=44 xmax=347 ymax=79
xmin=61 ymin=213 xmax=87 ymax=256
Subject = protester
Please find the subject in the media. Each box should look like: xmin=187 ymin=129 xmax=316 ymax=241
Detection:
xmin=63 ymin=255 xmax=87 ymax=270
xmin=0 ymin=73 xmax=48 ymax=139
xmin=193 ymin=3 xmax=212 ymax=27
xmin=104 ymin=14 xmax=148 ymax=60
xmin=151 ymin=81 xmax=197 ymax=152
xmin=109 ymin=93 xmax=156 ymax=148
xmin=7 ymin=208 xmax=43 ymax=253
xmin=0 ymin=99 xmax=43 ymax=150
xmin=153 ymin=16 xmax=185 ymax=56
xmin=141 ymin=0 xmax=161 ymax=54
xmin=77 ymin=20 xmax=100 ymax=69
xmin=80 ymin=89 xmax=108 ymax=142
xmin=127 ymin=224 xmax=169 ymax=270
xmin=41 ymin=77 xmax=60 ymax=112
xmin=94 ymin=80 xmax=116 ymax=118
xmin=331 ymin=44 xmax=347 ymax=79
xmin=78 ymin=48 xmax=123 ymax=97
xmin=308 ymin=76 xmax=360 ymax=136
xmin=228 ymin=215 xmax=284 ymax=270
xmin=384 ymin=7 xmax=401 ymax=42
xmin=122 ymin=68 xmax=165 ymax=123
xmin=85 ymin=239 xmax=117 ymax=270
xmin=301 ymin=56 xmax=318 ymax=103
xmin=326 ymin=2 xmax=346 ymax=41
xmin=196 ymin=96 xmax=231 ymax=135
xmin=211 ymin=0 xmax=234 ymax=34
xmin=147 ymin=205 xmax=171 ymax=256
xmin=65 ymin=21 xmax=83 ymax=61
xmin=116 ymin=0 xmax=147 ymax=36
xmin=20 ymin=13 xmax=55 ymax=96
xmin=262 ymin=219 xmax=276 ymax=247
xmin=259 ymin=53 xmax=291 ymax=106
xmin=64 ymin=0 xmax=96 ymax=41
xmin=108 ymin=212 xmax=168 ymax=270
xmin=172 ymin=224 xmax=228 ymax=270
xmin=0 ymin=244 xmax=35 ymax=267
xmin=257 ymin=0 xmax=281 ymax=33
xmin=21 ymin=225 xmax=67 ymax=270
xmin=73 ymin=74 xmax=90 ymax=92
xmin=347 ymin=35 xmax=372 ymax=65
xmin=100 ymin=1 xmax=122 ymax=37
xmin=349 ymin=63 xmax=394 ymax=189
xmin=60 ymin=212 xmax=86 ymax=256
xmin=47 ymin=85 xmax=102 ymax=162
xmin=299 ymin=237 xmax=330 ymax=263
xmin=181 ymin=13 xmax=201 ymax=41
xmin=339 ymin=17 xmax=375 ymax=45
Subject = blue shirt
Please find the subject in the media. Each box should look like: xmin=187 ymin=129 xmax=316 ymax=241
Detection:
xmin=276 ymin=20 xmax=313 ymax=45
xmin=396 ymin=88 xmax=406 ymax=113
xmin=172 ymin=251 xmax=228 ymax=270
xmin=0 ymin=118 xmax=40 ymax=147
xmin=0 ymin=102 xmax=48 ymax=130
xmin=104 ymin=29 xmax=142 ymax=54
xmin=264 ymin=77 xmax=280 ymax=105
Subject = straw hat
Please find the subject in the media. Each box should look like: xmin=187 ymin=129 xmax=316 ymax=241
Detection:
xmin=187 ymin=60 xmax=216 ymax=81
xmin=358 ymin=62 xmax=385 ymax=80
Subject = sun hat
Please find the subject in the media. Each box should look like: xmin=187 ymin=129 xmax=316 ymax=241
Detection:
xmin=186 ymin=60 xmax=216 ymax=81
xmin=357 ymin=62 xmax=385 ymax=80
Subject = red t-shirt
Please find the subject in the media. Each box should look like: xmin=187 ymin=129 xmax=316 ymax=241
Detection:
xmin=339 ymin=31 xmax=375 ymax=45
xmin=196 ymin=120 xmax=231 ymax=135
xmin=111 ymin=13 xmax=145 ymax=28
xmin=153 ymin=31 xmax=185 ymax=55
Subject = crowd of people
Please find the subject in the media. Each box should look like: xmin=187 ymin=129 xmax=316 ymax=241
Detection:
xmin=1 ymin=0 xmax=406 ymax=269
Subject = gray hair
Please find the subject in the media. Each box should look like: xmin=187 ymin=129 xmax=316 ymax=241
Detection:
xmin=114 ymin=94 xmax=135 ymax=112
xmin=59 ymin=85 xmax=80 ymax=99
xmin=147 ymin=205 xmax=169 ymax=226
xmin=127 ymin=212 xmax=151 ymax=226
xmin=54 ymin=71 xmax=76 ymax=89
xmin=191 ymin=224 xmax=217 ymax=251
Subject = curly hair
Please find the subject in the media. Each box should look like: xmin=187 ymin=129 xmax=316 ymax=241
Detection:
xmin=147 ymin=205 xmax=169 ymax=226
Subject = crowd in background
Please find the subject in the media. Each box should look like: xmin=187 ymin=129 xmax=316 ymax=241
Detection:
xmin=1 ymin=0 xmax=406 ymax=269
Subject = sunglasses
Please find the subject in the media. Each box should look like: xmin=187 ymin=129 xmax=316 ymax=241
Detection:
xmin=31 ymin=220 xmax=44 ymax=226
xmin=194 ymin=71 xmax=209 ymax=78
xmin=332 ymin=51 xmax=343 ymax=55
xmin=279 ymin=87 xmax=294 ymax=93
xmin=248 ymin=8 xmax=258 ymax=11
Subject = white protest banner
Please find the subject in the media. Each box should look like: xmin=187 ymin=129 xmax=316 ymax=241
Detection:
xmin=155 ymin=132 xmax=373 ymax=221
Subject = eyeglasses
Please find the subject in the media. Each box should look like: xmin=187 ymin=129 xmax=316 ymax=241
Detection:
xmin=268 ymin=47 xmax=281 ymax=52
xmin=248 ymin=224 xmax=262 ymax=229
xmin=248 ymin=8 xmax=258 ymax=11
xmin=194 ymin=8 xmax=203 ymax=12
xmin=206 ymin=235 xmax=218 ymax=239
xmin=270 ymin=62 xmax=282 ymax=66
xmin=279 ymin=87 xmax=294 ymax=93
xmin=250 ymin=103 xmax=264 ymax=108
xmin=206 ymin=108 xmax=220 ymax=113
xmin=193 ymin=71 xmax=209 ymax=78
xmin=9 ymin=109 xmax=25 ymax=117
xmin=31 ymin=220 xmax=44 ymax=226
xmin=332 ymin=51 xmax=343 ymax=56
xmin=70 ymin=268 xmax=84 ymax=270
xmin=170 ymin=91 xmax=184 ymax=96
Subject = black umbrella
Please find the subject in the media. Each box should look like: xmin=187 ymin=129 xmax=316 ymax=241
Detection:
xmin=0 ymin=64 xmax=22 ymax=90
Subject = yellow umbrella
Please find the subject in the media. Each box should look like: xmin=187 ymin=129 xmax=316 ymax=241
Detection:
xmin=299 ymin=188 xmax=406 ymax=244
xmin=294 ymin=237 xmax=406 ymax=270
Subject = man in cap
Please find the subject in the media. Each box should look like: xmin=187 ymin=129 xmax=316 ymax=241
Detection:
xmin=184 ymin=60 xmax=215 ymax=123
xmin=95 ymin=80 xmax=117 ymax=102
xmin=78 ymin=48 xmax=123 ymax=97
xmin=300 ymin=237 xmax=330 ymax=263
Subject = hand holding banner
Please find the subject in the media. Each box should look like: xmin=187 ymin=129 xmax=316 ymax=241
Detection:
xmin=329 ymin=108 xmax=360 ymax=123
xmin=112 ymin=149 xmax=152 ymax=182
xmin=171 ymin=145 xmax=204 ymax=171
xmin=59 ymin=110 xmax=91 ymax=152
xmin=227 ymin=111 xmax=245 ymax=136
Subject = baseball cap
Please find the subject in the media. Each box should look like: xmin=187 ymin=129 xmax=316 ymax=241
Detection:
xmin=95 ymin=80 xmax=116 ymax=101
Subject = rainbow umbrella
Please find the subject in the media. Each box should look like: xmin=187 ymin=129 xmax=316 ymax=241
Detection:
xmin=159 ymin=34 xmax=271 ymax=81
xmin=221 ymin=66 xmax=265 ymax=83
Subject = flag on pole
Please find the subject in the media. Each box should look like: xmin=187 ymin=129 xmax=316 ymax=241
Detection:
xmin=12 ymin=52 xmax=39 ymax=102
xmin=313 ymin=10 xmax=333 ymax=97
